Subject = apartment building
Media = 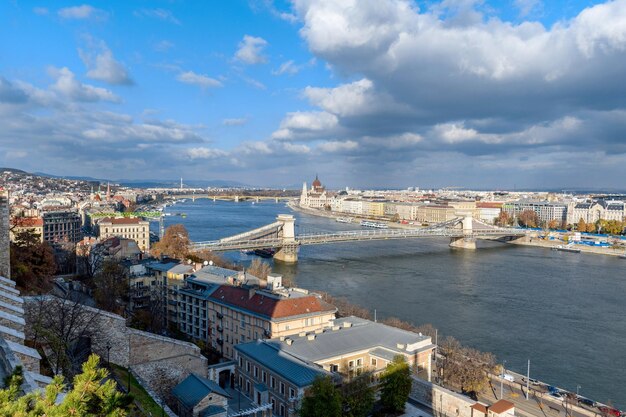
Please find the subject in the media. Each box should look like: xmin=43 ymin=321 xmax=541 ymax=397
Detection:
xmin=9 ymin=217 xmax=44 ymax=242
xmin=416 ymin=205 xmax=457 ymax=224
xmin=567 ymin=200 xmax=626 ymax=224
xmin=234 ymin=316 xmax=436 ymax=417
xmin=98 ymin=217 xmax=150 ymax=251
xmin=178 ymin=272 xmax=337 ymax=360
xmin=502 ymin=200 xmax=567 ymax=224
xmin=361 ymin=201 xmax=385 ymax=217
xmin=41 ymin=209 xmax=82 ymax=243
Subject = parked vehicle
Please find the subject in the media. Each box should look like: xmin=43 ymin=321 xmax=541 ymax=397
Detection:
xmin=598 ymin=406 xmax=621 ymax=417
xmin=501 ymin=373 xmax=515 ymax=382
xmin=522 ymin=377 xmax=541 ymax=386
xmin=577 ymin=398 xmax=596 ymax=407
xmin=548 ymin=392 xmax=565 ymax=401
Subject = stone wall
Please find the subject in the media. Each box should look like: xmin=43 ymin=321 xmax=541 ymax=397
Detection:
xmin=410 ymin=376 xmax=476 ymax=417
xmin=0 ymin=190 xmax=10 ymax=279
xmin=23 ymin=296 xmax=207 ymax=399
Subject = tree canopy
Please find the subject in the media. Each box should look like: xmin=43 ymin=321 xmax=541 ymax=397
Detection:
xmin=151 ymin=224 xmax=190 ymax=259
xmin=379 ymin=355 xmax=412 ymax=413
xmin=341 ymin=373 xmax=375 ymax=417
xmin=0 ymin=354 xmax=132 ymax=416
xmin=300 ymin=376 xmax=342 ymax=417
xmin=10 ymin=229 xmax=56 ymax=293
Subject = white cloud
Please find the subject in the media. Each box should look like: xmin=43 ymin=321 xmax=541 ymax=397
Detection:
xmin=58 ymin=5 xmax=107 ymax=20
xmin=184 ymin=147 xmax=228 ymax=160
xmin=235 ymin=35 xmax=269 ymax=64
xmin=282 ymin=142 xmax=311 ymax=154
xmin=222 ymin=118 xmax=248 ymax=126
xmin=79 ymin=42 xmax=133 ymax=85
xmin=241 ymin=76 xmax=267 ymax=90
xmin=134 ymin=8 xmax=180 ymax=25
xmin=272 ymin=111 xmax=338 ymax=140
xmin=176 ymin=71 xmax=223 ymax=89
xmin=514 ymin=0 xmax=542 ymax=18
xmin=273 ymin=60 xmax=299 ymax=75
xmin=317 ymin=140 xmax=358 ymax=152
xmin=154 ymin=40 xmax=175 ymax=52
xmin=49 ymin=67 xmax=119 ymax=102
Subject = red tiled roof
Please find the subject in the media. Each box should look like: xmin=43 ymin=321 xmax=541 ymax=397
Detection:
xmin=471 ymin=403 xmax=488 ymax=414
xmin=11 ymin=217 xmax=44 ymax=227
xmin=489 ymin=400 xmax=514 ymax=414
xmin=209 ymin=285 xmax=336 ymax=319
xmin=100 ymin=217 xmax=142 ymax=225
xmin=477 ymin=202 xmax=503 ymax=208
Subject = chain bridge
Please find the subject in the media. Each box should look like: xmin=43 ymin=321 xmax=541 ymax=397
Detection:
xmin=190 ymin=214 xmax=526 ymax=263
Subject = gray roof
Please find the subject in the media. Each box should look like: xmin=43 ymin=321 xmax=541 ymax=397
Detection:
xmin=172 ymin=373 xmax=231 ymax=408
xmin=202 ymin=405 xmax=227 ymax=416
xmin=169 ymin=264 xmax=194 ymax=275
xmin=264 ymin=316 xmax=432 ymax=363
xmin=147 ymin=261 xmax=179 ymax=272
xmin=235 ymin=341 xmax=328 ymax=388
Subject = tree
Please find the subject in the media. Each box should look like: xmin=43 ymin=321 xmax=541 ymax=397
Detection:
xmin=247 ymin=258 xmax=272 ymax=279
xmin=9 ymin=229 xmax=56 ymax=293
xmin=189 ymin=249 xmax=238 ymax=270
xmin=548 ymin=219 xmax=560 ymax=230
xmin=379 ymin=355 xmax=412 ymax=413
xmin=26 ymin=294 xmax=101 ymax=379
xmin=341 ymin=373 xmax=375 ymax=417
xmin=0 ymin=354 xmax=132 ymax=416
xmin=129 ymin=287 xmax=166 ymax=334
xmin=76 ymin=241 xmax=105 ymax=279
xmin=318 ymin=292 xmax=371 ymax=320
xmin=391 ymin=213 xmax=400 ymax=222
xmin=577 ymin=218 xmax=587 ymax=232
xmin=151 ymin=224 xmax=190 ymax=259
xmin=93 ymin=259 xmax=128 ymax=314
xmin=439 ymin=336 xmax=495 ymax=394
xmin=300 ymin=376 xmax=342 ymax=417
xmin=495 ymin=211 xmax=512 ymax=227
xmin=517 ymin=210 xmax=539 ymax=228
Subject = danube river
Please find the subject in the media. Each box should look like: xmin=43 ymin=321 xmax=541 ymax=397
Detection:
xmin=161 ymin=199 xmax=625 ymax=407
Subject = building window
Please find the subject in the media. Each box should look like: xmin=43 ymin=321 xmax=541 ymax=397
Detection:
xmin=371 ymin=358 xmax=377 ymax=367
xmin=246 ymin=380 xmax=250 ymax=394
xmin=289 ymin=388 xmax=295 ymax=399
xmin=356 ymin=359 xmax=362 ymax=367
xmin=280 ymin=382 xmax=285 ymax=395
xmin=239 ymin=357 xmax=243 ymax=367
xmin=254 ymin=366 xmax=258 ymax=378
xmin=262 ymin=371 xmax=267 ymax=383
xmin=330 ymin=364 xmax=338 ymax=372
xmin=270 ymin=376 xmax=276 ymax=389
xmin=280 ymin=404 xmax=285 ymax=416
xmin=246 ymin=362 xmax=250 ymax=373
xmin=348 ymin=360 xmax=354 ymax=369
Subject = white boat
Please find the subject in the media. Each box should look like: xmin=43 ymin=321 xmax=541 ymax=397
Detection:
xmin=552 ymin=244 xmax=581 ymax=253
xmin=336 ymin=217 xmax=353 ymax=223
xmin=360 ymin=220 xmax=389 ymax=229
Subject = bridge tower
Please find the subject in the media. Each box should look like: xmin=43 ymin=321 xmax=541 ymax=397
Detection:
xmin=449 ymin=214 xmax=477 ymax=250
xmin=274 ymin=214 xmax=298 ymax=263
xmin=234 ymin=195 xmax=239 ymax=203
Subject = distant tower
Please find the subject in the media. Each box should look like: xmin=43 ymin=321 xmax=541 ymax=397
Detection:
xmin=300 ymin=182 xmax=308 ymax=207
xmin=0 ymin=189 xmax=10 ymax=278
xmin=106 ymin=182 xmax=111 ymax=200
xmin=180 ymin=177 xmax=183 ymax=191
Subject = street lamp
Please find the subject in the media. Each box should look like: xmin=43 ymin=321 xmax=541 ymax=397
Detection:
xmin=500 ymin=360 xmax=507 ymax=399
xmin=105 ymin=342 xmax=111 ymax=367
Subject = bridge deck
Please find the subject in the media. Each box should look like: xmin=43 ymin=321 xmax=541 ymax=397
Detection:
xmin=191 ymin=226 xmax=525 ymax=252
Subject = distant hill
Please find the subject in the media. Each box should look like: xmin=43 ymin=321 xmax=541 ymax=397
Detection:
xmin=117 ymin=179 xmax=250 ymax=188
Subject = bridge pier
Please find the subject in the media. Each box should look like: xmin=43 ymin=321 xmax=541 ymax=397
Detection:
xmin=274 ymin=244 xmax=299 ymax=263
xmin=274 ymin=214 xmax=298 ymax=263
xmin=449 ymin=236 xmax=477 ymax=250
xmin=449 ymin=214 xmax=476 ymax=250
xmin=234 ymin=196 xmax=239 ymax=202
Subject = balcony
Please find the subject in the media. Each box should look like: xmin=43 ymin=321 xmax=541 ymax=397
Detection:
xmin=217 ymin=312 xmax=224 ymax=319
xmin=217 ymin=325 xmax=223 ymax=332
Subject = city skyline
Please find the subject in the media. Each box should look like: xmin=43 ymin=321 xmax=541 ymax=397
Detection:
xmin=2 ymin=0 xmax=626 ymax=189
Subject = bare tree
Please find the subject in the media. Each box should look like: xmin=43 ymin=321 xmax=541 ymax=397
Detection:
xmin=25 ymin=293 xmax=101 ymax=379
xmin=76 ymin=241 xmax=105 ymax=279
xmin=318 ymin=292 xmax=371 ymax=320
xmin=129 ymin=287 xmax=166 ymax=334
xmin=93 ymin=259 xmax=128 ymax=314
xmin=247 ymin=258 xmax=272 ymax=279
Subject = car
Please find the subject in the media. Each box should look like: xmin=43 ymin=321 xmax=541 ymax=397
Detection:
xmin=598 ymin=406 xmax=621 ymax=417
xmin=548 ymin=392 xmax=565 ymax=401
xmin=578 ymin=398 xmax=596 ymax=407
xmin=501 ymin=373 xmax=515 ymax=382
xmin=522 ymin=377 xmax=541 ymax=386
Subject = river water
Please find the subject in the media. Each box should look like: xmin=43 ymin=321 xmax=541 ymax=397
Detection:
xmin=160 ymin=199 xmax=626 ymax=407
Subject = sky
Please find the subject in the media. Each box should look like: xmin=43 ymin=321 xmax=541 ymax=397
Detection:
xmin=1 ymin=0 xmax=625 ymax=189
